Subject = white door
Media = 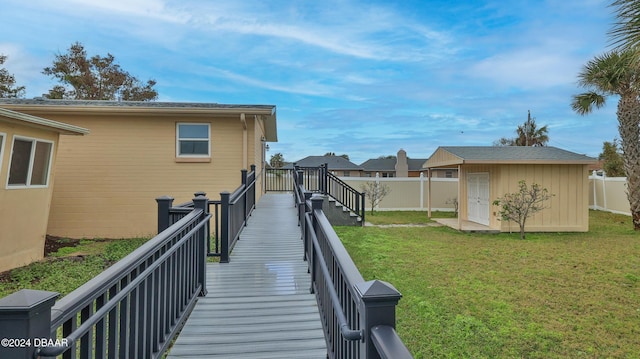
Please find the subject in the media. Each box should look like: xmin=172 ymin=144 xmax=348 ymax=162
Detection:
xmin=467 ymin=173 xmax=490 ymax=225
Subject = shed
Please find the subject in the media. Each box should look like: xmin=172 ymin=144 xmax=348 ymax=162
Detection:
xmin=424 ymin=146 xmax=596 ymax=233
xmin=0 ymin=108 xmax=88 ymax=271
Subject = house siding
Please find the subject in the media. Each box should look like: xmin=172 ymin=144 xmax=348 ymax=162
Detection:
xmin=38 ymin=112 xmax=264 ymax=238
xmin=0 ymin=124 xmax=59 ymax=272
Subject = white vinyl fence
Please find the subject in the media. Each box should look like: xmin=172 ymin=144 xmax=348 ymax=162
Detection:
xmin=589 ymin=172 xmax=630 ymax=216
xmin=340 ymin=174 xmax=458 ymax=211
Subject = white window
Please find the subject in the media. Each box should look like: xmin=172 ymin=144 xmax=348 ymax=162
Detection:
xmin=7 ymin=136 xmax=54 ymax=188
xmin=176 ymin=123 xmax=210 ymax=157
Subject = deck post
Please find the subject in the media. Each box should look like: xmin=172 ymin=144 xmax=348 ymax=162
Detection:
xmin=356 ymin=280 xmax=403 ymax=359
xmin=0 ymin=289 xmax=59 ymax=359
xmin=156 ymin=196 xmax=174 ymax=234
xmin=193 ymin=195 xmax=209 ymax=296
xmin=241 ymin=169 xmax=248 ymax=226
xmin=220 ymin=191 xmax=231 ymax=263
xmin=309 ymin=194 xmax=324 ymax=294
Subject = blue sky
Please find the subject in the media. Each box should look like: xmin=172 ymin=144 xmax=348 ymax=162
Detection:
xmin=0 ymin=0 xmax=620 ymax=164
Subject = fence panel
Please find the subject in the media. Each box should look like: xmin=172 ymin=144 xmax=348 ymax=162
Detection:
xmin=589 ymin=173 xmax=630 ymax=215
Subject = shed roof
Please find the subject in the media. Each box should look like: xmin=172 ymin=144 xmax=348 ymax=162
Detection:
xmin=0 ymin=107 xmax=89 ymax=135
xmin=425 ymin=146 xmax=596 ymax=168
xmin=283 ymin=155 xmax=362 ymax=170
xmin=0 ymin=99 xmax=275 ymax=140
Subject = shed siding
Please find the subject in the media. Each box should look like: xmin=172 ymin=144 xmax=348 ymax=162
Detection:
xmin=495 ymin=164 xmax=589 ymax=232
xmin=0 ymin=123 xmax=59 ymax=271
xmin=41 ymin=113 xmax=264 ymax=238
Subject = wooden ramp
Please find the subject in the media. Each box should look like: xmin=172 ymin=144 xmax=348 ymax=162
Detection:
xmin=167 ymin=193 xmax=327 ymax=359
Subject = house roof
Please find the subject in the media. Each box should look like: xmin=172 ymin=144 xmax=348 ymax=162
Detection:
xmin=408 ymin=159 xmax=428 ymax=171
xmin=360 ymin=157 xmax=428 ymax=172
xmin=425 ymin=146 xmax=596 ymax=168
xmin=0 ymin=107 xmax=89 ymax=135
xmin=360 ymin=158 xmax=396 ymax=171
xmin=283 ymin=155 xmax=362 ymax=170
xmin=0 ymin=98 xmax=276 ymax=141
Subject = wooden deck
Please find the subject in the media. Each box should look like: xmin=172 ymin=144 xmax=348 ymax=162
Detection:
xmin=166 ymin=193 xmax=327 ymax=359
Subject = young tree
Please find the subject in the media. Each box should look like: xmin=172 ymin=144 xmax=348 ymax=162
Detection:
xmin=42 ymin=42 xmax=158 ymax=101
xmin=269 ymin=152 xmax=285 ymax=168
xmin=492 ymin=180 xmax=553 ymax=240
xmin=324 ymin=152 xmax=350 ymax=160
xmin=0 ymin=55 xmax=25 ymax=98
xmin=494 ymin=111 xmax=549 ymax=147
xmin=361 ymin=181 xmax=390 ymax=214
xmin=599 ymin=139 xmax=625 ymax=177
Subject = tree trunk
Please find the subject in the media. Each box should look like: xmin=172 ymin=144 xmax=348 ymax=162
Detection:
xmin=616 ymin=93 xmax=640 ymax=230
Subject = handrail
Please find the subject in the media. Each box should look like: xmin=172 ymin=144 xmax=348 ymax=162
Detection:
xmin=305 ymin=212 xmax=363 ymax=341
xmin=32 ymin=200 xmax=211 ymax=358
xmin=38 ymin=214 xmax=212 ymax=357
xmin=370 ymin=325 xmax=413 ymax=359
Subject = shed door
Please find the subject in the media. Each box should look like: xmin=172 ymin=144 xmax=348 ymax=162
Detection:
xmin=467 ymin=173 xmax=490 ymax=225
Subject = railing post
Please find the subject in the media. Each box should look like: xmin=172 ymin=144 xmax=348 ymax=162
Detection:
xmin=0 ymin=289 xmax=59 ymax=359
xmin=309 ymin=194 xmax=324 ymax=294
xmin=361 ymin=192 xmax=366 ymax=225
xmin=156 ymin=195 xmax=174 ymax=234
xmin=356 ymin=280 xmax=403 ymax=359
xmin=302 ymin=191 xmax=313 ymax=260
xmin=193 ymin=195 xmax=209 ymax=296
xmin=220 ymin=191 xmax=231 ymax=264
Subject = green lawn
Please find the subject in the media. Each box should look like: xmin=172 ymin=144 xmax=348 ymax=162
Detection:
xmin=336 ymin=210 xmax=640 ymax=358
xmin=0 ymin=238 xmax=149 ymax=298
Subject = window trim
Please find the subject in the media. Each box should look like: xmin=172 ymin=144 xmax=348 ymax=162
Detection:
xmin=176 ymin=122 xmax=211 ymax=159
xmin=0 ymin=133 xmax=5 ymax=183
xmin=6 ymin=135 xmax=54 ymax=189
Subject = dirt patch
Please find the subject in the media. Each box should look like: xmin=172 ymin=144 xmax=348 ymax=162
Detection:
xmin=44 ymin=235 xmax=82 ymax=256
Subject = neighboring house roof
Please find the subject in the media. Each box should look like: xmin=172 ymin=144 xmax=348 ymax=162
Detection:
xmin=0 ymin=107 xmax=89 ymax=135
xmin=360 ymin=158 xmax=396 ymax=172
xmin=0 ymin=98 xmax=276 ymax=141
xmin=426 ymin=146 xmax=596 ymax=168
xmin=408 ymin=159 xmax=428 ymax=171
xmin=360 ymin=158 xmax=429 ymax=172
xmin=283 ymin=155 xmax=362 ymax=170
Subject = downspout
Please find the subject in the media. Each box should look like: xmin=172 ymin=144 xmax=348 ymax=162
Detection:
xmin=427 ymin=168 xmax=432 ymax=218
xmin=240 ymin=113 xmax=247 ymax=170
xmin=457 ymin=164 xmax=462 ymax=230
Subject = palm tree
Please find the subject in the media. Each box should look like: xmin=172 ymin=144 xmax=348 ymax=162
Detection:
xmin=514 ymin=111 xmax=549 ymax=146
xmin=572 ymin=49 xmax=640 ymax=230
xmin=493 ymin=111 xmax=549 ymax=147
xmin=609 ymin=0 xmax=640 ymax=51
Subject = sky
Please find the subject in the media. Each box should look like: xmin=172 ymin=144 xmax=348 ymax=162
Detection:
xmin=0 ymin=0 xmax=622 ymax=164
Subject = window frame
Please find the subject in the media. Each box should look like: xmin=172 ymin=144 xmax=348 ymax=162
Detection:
xmin=176 ymin=122 xmax=211 ymax=159
xmin=0 ymin=133 xmax=5 ymax=183
xmin=6 ymin=135 xmax=55 ymax=189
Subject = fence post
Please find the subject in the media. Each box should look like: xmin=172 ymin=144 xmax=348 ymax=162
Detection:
xmin=302 ymin=191 xmax=313 ymax=260
xmin=156 ymin=196 xmax=174 ymax=234
xmin=193 ymin=195 xmax=209 ymax=296
xmin=356 ymin=280 xmax=403 ymax=359
xmin=220 ymin=191 xmax=231 ymax=264
xmin=0 ymin=289 xmax=59 ymax=359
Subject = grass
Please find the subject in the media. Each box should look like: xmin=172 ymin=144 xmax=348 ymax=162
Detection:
xmin=335 ymin=210 xmax=640 ymax=358
xmin=0 ymin=237 xmax=149 ymax=298
xmin=364 ymin=210 xmax=455 ymax=225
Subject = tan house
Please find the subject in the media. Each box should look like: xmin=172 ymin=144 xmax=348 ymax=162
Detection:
xmin=0 ymin=99 xmax=276 ymax=239
xmin=283 ymin=155 xmax=363 ymax=177
xmin=425 ymin=146 xmax=596 ymax=233
xmin=0 ymin=108 xmax=88 ymax=271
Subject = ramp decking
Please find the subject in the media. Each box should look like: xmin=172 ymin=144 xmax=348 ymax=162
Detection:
xmin=166 ymin=193 xmax=327 ymax=358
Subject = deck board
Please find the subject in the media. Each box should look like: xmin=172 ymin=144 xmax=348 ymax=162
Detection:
xmin=166 ymin=193 xmax=327 ymax=358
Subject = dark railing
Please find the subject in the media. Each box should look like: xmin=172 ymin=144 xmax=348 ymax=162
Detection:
xmin=158 ymin=166 xmax=256 ymax=263
xmin=0 ymin=196 xmax=211 ymax=359
xmin=295 ymin=175 xmax=413 ymax=359
xmin=270 ymin=164 xmax=365 ymax=224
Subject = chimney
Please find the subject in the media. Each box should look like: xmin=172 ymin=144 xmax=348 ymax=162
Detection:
xmin=395 ymin=149 xmax=409 ymax=177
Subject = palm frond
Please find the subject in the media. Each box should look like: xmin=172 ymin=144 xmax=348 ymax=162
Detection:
xmin=571 ymin=92 xmax=606 ymax=115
